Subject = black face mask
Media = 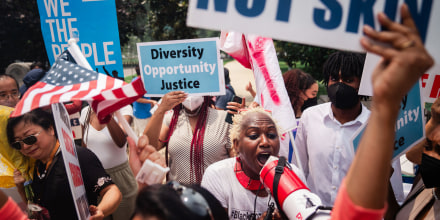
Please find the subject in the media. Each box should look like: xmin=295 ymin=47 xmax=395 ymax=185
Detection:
xmin=327 ymin=82 xmax=360 ymax=109
xmin=420 ymin=153 xmax=440 ymax=188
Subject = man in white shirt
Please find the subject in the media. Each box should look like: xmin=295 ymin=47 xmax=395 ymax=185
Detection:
xmin=294 ymin=51 xmax=370 ymax=206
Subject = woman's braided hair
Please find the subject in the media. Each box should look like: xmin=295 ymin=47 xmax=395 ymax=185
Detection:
xmin=163 ymin=96 xmax=212 ymax=183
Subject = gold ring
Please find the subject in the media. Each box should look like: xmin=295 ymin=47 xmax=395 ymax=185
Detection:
xmin=398 ymin=40 xmax=415 ymax=50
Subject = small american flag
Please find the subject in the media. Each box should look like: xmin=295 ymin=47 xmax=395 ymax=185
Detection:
xmin=12 ymin=50 xmax=146 ymax=123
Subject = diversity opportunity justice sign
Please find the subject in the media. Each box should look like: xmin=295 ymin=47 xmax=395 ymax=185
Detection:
xmin=36 ymin=0 xmax=124 ymax=78
xmin=352 ymin=82 xmax=425 ymax=160
xmin=52 ymin=103 xmax=90 ymax=220
xmin=137 ymin=38 xmax=224 ymax=96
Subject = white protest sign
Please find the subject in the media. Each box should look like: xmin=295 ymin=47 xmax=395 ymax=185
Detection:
xmin=359 ymin=53 xmax=440 ymax=102
xmin=188 ymin=0 xmax=440 ymax=102
xmin=137 ymin=38 xmax=224 ymax=97
xmin=51 ymin=103 xmax=90 ymax=220
xmin=188 ymin=0 xmax=439 ymax=58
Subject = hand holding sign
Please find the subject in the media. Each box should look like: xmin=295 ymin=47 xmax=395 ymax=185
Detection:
xmin=361 ymin=4 xmax=434 ymax=107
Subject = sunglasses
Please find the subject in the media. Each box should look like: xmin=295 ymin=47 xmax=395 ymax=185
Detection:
xmin=11 ymin=130 xmax=42 ymax=150
xmin=167 ymin=181 xmax=213 ymax=219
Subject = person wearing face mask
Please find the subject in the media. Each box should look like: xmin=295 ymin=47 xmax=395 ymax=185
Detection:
xmin=294 ymin=51 xmax=371 ymax=206
xmin=389 ymin=97 xmax=440 ymax=219
xmin=143 ymin=91 xmax=232 ymax=184
xmin=283 ymin=69 xmax=318 ymax=118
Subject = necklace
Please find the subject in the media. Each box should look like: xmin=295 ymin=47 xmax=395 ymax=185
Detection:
xmin=37 ymin=142 xmax=60 ymax=180
xmin=235 ymin=157 xmax=263 ymax=191
xmin=184 ymin=106 xmax=201 ymax=117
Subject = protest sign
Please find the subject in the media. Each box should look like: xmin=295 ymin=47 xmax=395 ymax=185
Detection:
xmin=359 ymin=54 xmax=440 ymax=103
xmin=52 ymin=103 xmax=90 ymax=220
xmin=187 ymin=0 xmax=440 ymax=66
xmin=352 ymin=81 xmax=425 ymax=161
xmin=36 ymin=0 xmax=123 ymax=78
xmin=137 ymin=38 xmax=224 ymax=96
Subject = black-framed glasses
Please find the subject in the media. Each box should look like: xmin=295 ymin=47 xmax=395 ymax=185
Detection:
xmin=11 ymin=130 xmax=42 ymax=150
xmin=167 ymin=181 xmax=213 ymax=219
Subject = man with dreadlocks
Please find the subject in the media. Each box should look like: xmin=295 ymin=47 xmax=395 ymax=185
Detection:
xmin=294 ymin=51 xmax=370 ymax=206
xmin=143 ymin=91 xmax=232 ymax=184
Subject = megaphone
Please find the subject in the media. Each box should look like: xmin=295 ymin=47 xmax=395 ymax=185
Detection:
xmin=260 ymin=156 xmax=331 ymax=220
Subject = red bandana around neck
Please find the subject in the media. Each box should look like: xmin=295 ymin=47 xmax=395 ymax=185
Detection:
xmin=234 ymin=157 xmax=263 ymax=191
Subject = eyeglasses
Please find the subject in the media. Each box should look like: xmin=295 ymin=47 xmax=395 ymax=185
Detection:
xmin=167 ymin=181 xmax=213 ymax=219
xmin=0 ymin=91 xmax=20 ymax=100
xmin=11 ymin=130 xmax=42 ymax=150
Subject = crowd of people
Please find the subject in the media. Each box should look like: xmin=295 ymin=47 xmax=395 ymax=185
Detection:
xmin=0 ymin=4 xmax=438 ymax=220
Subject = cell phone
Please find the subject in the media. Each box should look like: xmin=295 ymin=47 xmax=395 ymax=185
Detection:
xmin=225 ymin=95 xmax=242 ymax=124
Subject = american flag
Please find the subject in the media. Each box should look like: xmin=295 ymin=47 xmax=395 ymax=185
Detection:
xmin=11 ymin=50 xmax=146 ymax=123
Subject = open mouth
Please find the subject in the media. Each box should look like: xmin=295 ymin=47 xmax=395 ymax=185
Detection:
xmin=257 ymin=152 xmax=271 ymax=165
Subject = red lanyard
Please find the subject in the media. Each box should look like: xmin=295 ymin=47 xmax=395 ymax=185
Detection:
xmin=234 ymin=157 xmax=263 ymax=191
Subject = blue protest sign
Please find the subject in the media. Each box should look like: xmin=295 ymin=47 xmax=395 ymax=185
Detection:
xmin=352 ymin=81 xmax=425 ymax=160
xmin=137 ymin=38 xmax=224 ymax=96
xmin=36 ymin=0 xmax=123 ymax=78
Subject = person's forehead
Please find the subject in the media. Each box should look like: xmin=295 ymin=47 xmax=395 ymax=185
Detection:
xmin=242 ymin=112 xmax=275 ymax=127
xmin=0 ymin=77 xmax=18 ymax=89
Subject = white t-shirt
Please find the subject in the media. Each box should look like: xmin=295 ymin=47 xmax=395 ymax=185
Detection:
xmin=201 ymin=157 xmax=306 ymax=219
xmin=79 ymin=105 xmax=133 ymax=169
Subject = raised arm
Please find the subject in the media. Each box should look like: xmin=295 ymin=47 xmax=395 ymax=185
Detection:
xmin=344 ymin=3 xmax=434 ymax=210
xmin=143 ymin=91 xmax=187 ymax=150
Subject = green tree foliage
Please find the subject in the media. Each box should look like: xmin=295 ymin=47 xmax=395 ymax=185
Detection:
xmin=146 ymin=0 xmax=197 ymax=41
xmin=0 ymin=0 xmax=48 ymax=72
xmin=116 ymin=0 xmax=148 ymax=45
xmin=0 ymin=0 xmax=147 ymax=71
xmin=275 ymin=41 xmax=336 ymax=81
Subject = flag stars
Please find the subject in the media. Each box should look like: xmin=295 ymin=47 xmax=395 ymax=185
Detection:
xmin=69 ymin=71 xmax=73 ymax=75
xmin=62 ymin=77 xmax=67 ymax=81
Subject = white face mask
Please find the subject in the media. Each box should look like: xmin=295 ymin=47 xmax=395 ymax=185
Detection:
xmin=182 ymin=96 xmax=204 ymax=111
